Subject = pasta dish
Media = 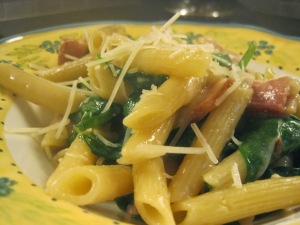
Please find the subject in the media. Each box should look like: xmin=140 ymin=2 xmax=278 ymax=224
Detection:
xmin=1 ymin=13 xmax=300 ymax=225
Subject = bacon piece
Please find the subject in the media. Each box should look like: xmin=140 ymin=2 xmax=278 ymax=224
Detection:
xmin=247 ymin=76 xmax=295 ymax=115
xmin=58 ymin=39 xmax=89 ymax=65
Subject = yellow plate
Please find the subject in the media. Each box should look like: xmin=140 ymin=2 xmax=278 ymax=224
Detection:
xmin=0 ymin=22 xmax=300 ymax=225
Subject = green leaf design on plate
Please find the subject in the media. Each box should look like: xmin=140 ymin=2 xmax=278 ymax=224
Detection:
xmin=0 ymin=177 xmax=17 ymax=197
xmin=0 ymin=59 xmax=22 ymax=68
xmin=254 ymin=40 xmax=275 ymax=56
xmin=6 ymin=44 xmax=42 ymax=59
xmin=39 ymin=40 xmax=61 ymax=54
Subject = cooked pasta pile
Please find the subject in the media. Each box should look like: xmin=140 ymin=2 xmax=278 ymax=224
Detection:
xmin=1 ymin=13 xmax=300 ymax=225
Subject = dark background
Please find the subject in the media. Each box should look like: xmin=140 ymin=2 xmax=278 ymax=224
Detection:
xmin=1 ymin=0 xmax=300 ymax=39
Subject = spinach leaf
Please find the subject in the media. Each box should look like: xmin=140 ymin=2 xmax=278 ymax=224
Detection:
xmin=80 ymin=132 xmax=122 ymax=161
xmin=115 ymin=193 xmax=134 ymax=212
xmin=239 ymin=117 xmax=281 ymax=182
xmin=70 ymin=96 xmax=122 ymax=132
xmin=276 ymin=115 xmax=300 ymax=160
xmin=115 ymin=193 xmax=145 ymax=223
xmin=212 ymin=53 xmax=232 ymax=68
xmin=237 ymin=115 xmax=300 ymax=182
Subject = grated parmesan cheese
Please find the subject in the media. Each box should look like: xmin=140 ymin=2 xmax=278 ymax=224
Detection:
xmin=159 ymin=12 xmax=181 ymax=32
xmin=5 ymin=119 xmax=70 ymax=136
xmin=108 ymin=63 xmax=119 ymax=77
xmin=231 ymin=162 xmax=243 ymax=188
xmin=64 ymin=54 xmax=79 ymax=61
xmin=55 ymin=80 xmax=78 ymax=139
xmin=169 ymin=124 xmax=188 ymax=146
xmin=77 ymin=76 xmax=93 ymax=91
xmin=214 ymin=80 xmax=242 ymax=106
xmin=28 ymin=63 xmax=48 ymax=71
xmin=93 ymin=129 xmax=119 ymax=148
xmin=139 ymin=84 xmax=163 ymax=100
xmin=191 ymin=123 xmax=218 ymax=164
xmin=231 ymin=133 xmax=242 ymax=146
xmin=137 ymin=143 xmax=206 ymax=155
xmin=103 ymin=41 xmax=144 ymax=111
xmin=86 ymin=12 xmax=217 ymax=114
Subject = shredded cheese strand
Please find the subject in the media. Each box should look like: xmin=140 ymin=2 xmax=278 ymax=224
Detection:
xmin=77 ymin=76 xmax=93 ymax=91
xmin=5 ymin=127 xmax=43 ymax=134
xmin=28 ymin=63 xmax=48 ymax=71
xmin=160 ymin=12 xmax=181 ymax=32
xmin=231 ymin=133 xmax=242 ymax=146
xmin=169 ymin=124 xmax=188 ymax=146
xmin=5 ymin=119 xmax=70 ymax=136
xmin=138 ymin=144 xmax=206 ymax=155
xmin=93 ymin=130 xmax=119 ymax=148
xmin=103 ymin=42 xmax=144 ymax=111
xmin=214 ymin=80 xmax=242 ymax=106
xmin=64 ymin=54 xmax=79 ymax=61
xmin=191 ymin=123 xmax=218 ymax=164
xmin=231 ymin=162 xmax=243 ymax=188
xmin=86 ymin=43 xmax=134 ymax=67
xmin=108 ymin=63 xmax=119 ymax=77
xmin=55 ymin=80 xmax=78 ymax=139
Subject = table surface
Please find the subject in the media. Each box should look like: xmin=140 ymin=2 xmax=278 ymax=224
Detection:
xmin=1 ymin=0 xmax=300 ymax=39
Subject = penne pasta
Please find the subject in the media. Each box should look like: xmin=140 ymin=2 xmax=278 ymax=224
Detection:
xmin=46 ymin=137 xmax=97 ymax=185
xmin=129 ymin=46 xmax=212 ymax=78
xmin=123 ymin=77 xmax=203 ymax=130
xmin=35 ymin=55 xmax=92 ymax=82
xmin=203 ymin=150 xmax=247 ymax=189
xmin=87 ymin=64 xmax=132 ymax=103
xmin=88 ymin=25 xmax=127 ymax=55
xmin=168 ymin=80 xmax=253 ymax=202
xmin=117 ymin=115 xmax=175 ymax=164
xmin=0 ymin=63 xmax=89 ymax=114
xmin=47 ymin=165 xmax=133 ymax=205
xmin=172 ymin=176 xmax=300 ymax=225
xmin=41 ymin=116 xmax=70 ymax=159
xmin=133 ymin=157 xmax=175 ymax=225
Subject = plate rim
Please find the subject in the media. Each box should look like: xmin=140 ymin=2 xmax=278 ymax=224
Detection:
xmin=1 ymin=19 xmax=300 ymax=45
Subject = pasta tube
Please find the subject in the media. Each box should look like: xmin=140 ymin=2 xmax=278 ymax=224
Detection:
xmin=129 ymin=46 xmax=212 ymax=78
xmin=123 ymin=77 xmax=203 ymax=130
xmin=46 ymin=137 xmax=97 ymax=185
xmin=41 ymin=115 xmax=70 ymax=159
xmin=168 ymin=81 xmax=253 ymax=202
xmin=87 ymin=64 xmax=132 ymax=103
xmin=172 ymin=176 xmax=300 ymax=225
xmin=203 ymin=151 xmax=247 ymax=189
xmin=117 ymin=115 xmax=175 ymax=164
xmin=88 ymin=25 xmax=127 ymax=55
xmin=47 ymin=137 xmax=133 ymax=205
xmin=0 ymin=63 xmax=88 ymax=114
xmin=133 ymin=157 xmax=175 ymax=225
xmin=47 ymin=165 xmax=133 ymax=205
xmin=35 ymin=55 xmax=92 ymax=82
